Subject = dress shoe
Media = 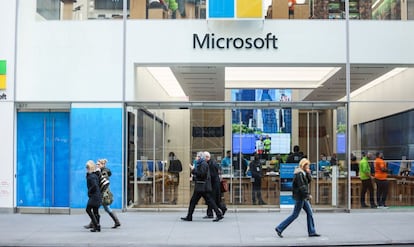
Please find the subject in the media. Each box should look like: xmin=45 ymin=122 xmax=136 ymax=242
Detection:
xmin=371 ymin=205 xmax=377 ymax=208
xmin=222 ymin=208 xmax=227 ymax=216
xmin=309 ymin=233 xmax=321 ymax=237
xmin=203 ymin=215 xmax=214 ymax=219
xmin=212 ymin=215 xmax=223 ymax=222
xmin=259 ymin=201 xmax=267 ymax=205
xmin=275 ymin=228 xmax=283 ymax=238
xmin=180 ymin=217 xmax=192 ymax=221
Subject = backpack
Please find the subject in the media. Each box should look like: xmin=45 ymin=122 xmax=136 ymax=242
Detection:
xmin=168 ymin=159 xmax=183 ymax=173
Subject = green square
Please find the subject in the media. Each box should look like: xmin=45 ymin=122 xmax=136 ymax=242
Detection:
xmin=0 ymin=60 xmax=6 ymax=75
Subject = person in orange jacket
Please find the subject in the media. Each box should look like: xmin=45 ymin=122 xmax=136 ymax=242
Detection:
xmin=374 ymin=152 xmax=389 ymax=208
xmin=288 ymin=0 xmax=296 ymax=19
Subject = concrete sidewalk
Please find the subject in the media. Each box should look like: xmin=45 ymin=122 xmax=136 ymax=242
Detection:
xmin=0 ymin=208 xmax=413 ymax=246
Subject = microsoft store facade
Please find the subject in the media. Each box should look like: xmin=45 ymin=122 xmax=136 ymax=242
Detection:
xmin=0 ymin=0 xmax=413 ymax=213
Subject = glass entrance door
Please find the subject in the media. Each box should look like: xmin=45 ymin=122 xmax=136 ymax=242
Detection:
xmin=126 ymin=101 xmax=348 ymax=210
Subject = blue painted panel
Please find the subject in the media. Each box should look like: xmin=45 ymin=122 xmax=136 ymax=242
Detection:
xmin=52 ymin=113 xmax=70 ymax=207
xmin=208 ymin=0 xmax=234 ymax=18
xmin=17 ymin=113 xmax=47 ymax=206
xmin=17 ymin=112 xmax=70 ymax=207
xmin=70 ymin=107 xmax=123 ymax=209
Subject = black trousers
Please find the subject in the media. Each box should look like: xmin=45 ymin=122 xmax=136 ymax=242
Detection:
xmin=86 ymin=205 xmax=100 ymax=227
xmin=186 ymin=190 xmax=222 ymax=219
xmin=375 ymin=179 xmax=389 ymax=207
xmin=207 ymin=186 xmax=226 ymax=217
xmin=360 ymin=179 xmax=375 ymax=207
xmin=252 ymin=182 xmax=264 ymax=204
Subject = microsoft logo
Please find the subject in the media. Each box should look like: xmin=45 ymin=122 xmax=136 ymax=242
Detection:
xmin=208 ymin=0 xmax=263 ymax=19
xmin=0 ymin=60 xmax=6 ymax=89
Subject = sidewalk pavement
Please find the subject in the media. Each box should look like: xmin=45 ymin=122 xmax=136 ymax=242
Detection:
xmin=1 ymin=208 xmax=414 ymax=247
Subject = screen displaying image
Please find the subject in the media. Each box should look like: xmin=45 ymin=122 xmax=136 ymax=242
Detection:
xmin=231 ymin=89 xmax=292 ymax=155
xmin=232 ymin=133 xmax=291 ymax=154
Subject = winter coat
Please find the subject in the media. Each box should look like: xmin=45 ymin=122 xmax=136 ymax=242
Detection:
xmin=292 ymin=168 xmax=311 ymax=201
xmin=86 ymin=172 xmax=101 ymax=207
xmin=97 ymin=167 xmax=111 ymax=192
xmin=192 ymin=159 xmax=212 ymax=192
xmin=208 ymin=159 xmax=221 ymax=193
xmin=249 ymin=159 xmax=262 ymax=188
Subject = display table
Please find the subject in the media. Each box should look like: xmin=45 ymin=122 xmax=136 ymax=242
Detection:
xmin=222 ymin=175 xmax=280 ymax=205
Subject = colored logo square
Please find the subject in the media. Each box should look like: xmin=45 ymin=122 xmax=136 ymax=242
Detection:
xmin=0 ymin=75 xmax=6 ymax=89
xmin=237 ymin=0 xmax=262 ymax=18
xmin=0 ymin=60 xmax=6 ymax=75
xmin=208 ymin=0 xmax=263 ymax=19
xmin=208 ymin=0 xmax=234 ymax=18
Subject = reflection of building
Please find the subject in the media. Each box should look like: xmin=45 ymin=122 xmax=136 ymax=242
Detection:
xmin=261 ymin=90 xmax=277 ymax=133
xmin=232 ymin=89 xmax=292 ymax=134
xmin=232 ymin=90 xmax=255 ymax=126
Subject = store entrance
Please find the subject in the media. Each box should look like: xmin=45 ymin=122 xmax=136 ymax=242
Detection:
xmin=125 ymin=100 xmax=348 ymax=210
xmin=16 ymin=111 xmax=70 ymax=213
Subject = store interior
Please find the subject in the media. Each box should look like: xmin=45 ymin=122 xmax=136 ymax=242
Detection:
xmin=125 ymin=64 xmax=414 ymax=210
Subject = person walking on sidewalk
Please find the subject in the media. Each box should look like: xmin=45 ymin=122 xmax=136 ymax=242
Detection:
xmin=203 ymin=151 xmax=227 ymax=219
xmin=275 ymin=158 xmax=320 ymax=238
xmin=181 ymin=151 xmax=223 ymax=222
xmin=359 ymin=152 xmax=377 ymax=208
xmin=98 ymin=159 xmax=121 ymax=228
xmin=84 ymin=159 xmax=121 ymax=229
xmin=85 ymin=160 xmax=101 ymax=232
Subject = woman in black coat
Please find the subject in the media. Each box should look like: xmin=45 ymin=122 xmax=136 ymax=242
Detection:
xmin=275 ymin=158 xmax=320 ymax=238
xmin=85 ymin=160 xmax=101 ymax=232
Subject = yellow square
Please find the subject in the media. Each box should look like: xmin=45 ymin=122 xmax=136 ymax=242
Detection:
xmin=0 ymin=75 xmax=6 ymax=89
xmin=237 ymin=0 xmax=262 ymax=18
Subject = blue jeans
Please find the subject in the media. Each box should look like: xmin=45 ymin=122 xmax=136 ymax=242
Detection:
xmin=276 ymin=199 xmax=316 ymax=235
xmin=102 ymin=204 xmax=112 ymax=214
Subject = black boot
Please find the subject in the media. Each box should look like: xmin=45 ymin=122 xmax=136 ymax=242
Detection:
xmin=90 ymin=214 xmax=101 ymax=232
xmin=109 ymin=211 xmax=121 ymax=228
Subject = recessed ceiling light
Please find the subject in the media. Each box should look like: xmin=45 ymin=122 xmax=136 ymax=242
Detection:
xmin=225 ymin=67 xmax=340 ymax=89
xmin=147 ymin=67 xmax=187 ymax=98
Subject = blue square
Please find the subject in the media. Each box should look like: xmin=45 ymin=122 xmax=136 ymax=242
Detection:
xmin=208 ymin=0 xmax=234 ymax=18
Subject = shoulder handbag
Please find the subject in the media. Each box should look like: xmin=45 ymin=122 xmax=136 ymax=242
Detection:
xmin=102 ymin=188 xmax=114 ymax=206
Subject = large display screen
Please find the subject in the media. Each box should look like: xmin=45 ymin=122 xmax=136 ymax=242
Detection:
xmin=231 ymin=89 xmax=292 ymax=155
xmin=232 ymin=133 xmax=291 ymax=154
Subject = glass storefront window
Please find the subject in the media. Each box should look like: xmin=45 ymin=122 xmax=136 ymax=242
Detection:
xmin=126 ymin=93 xmax=349 ymax=210
xmin=33 ymin=0 xmax=414 ymax=20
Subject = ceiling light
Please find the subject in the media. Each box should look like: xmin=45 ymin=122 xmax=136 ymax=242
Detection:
xmin=225 ymin=67 xmax=340 ymax=89
xmin=147 ymin=67 xmax=187 ymax=99
xmin=349 ymin=67 xmax=407 ymax=98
